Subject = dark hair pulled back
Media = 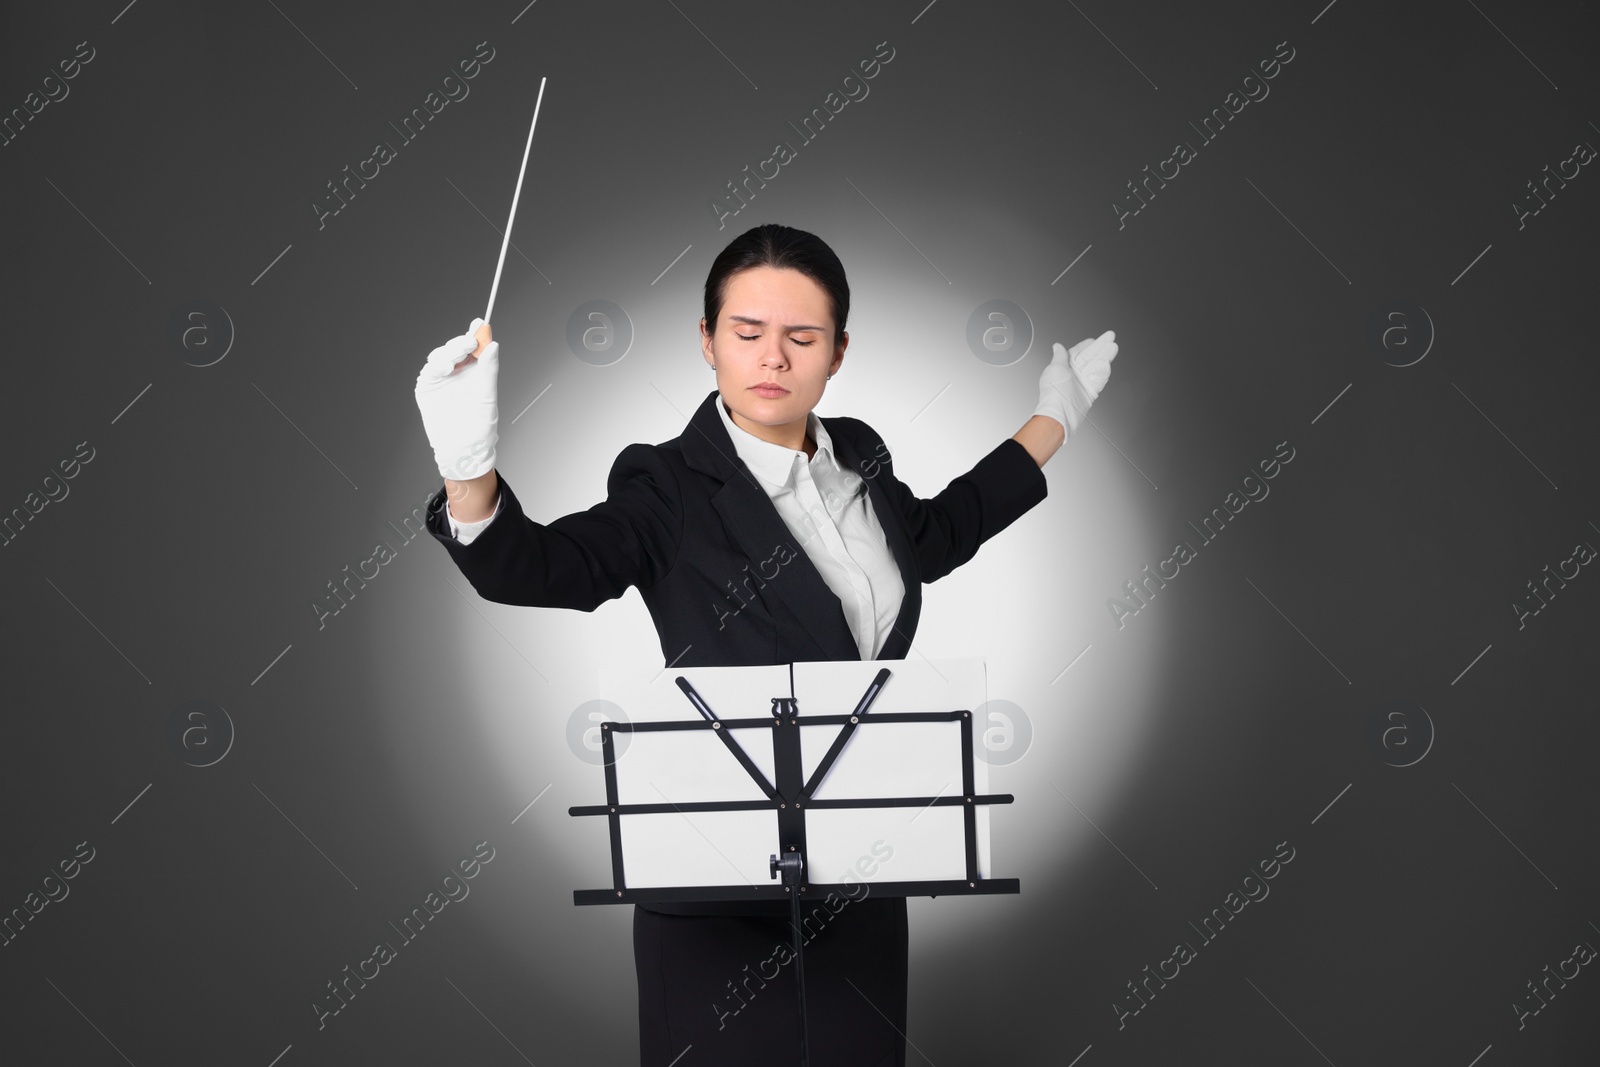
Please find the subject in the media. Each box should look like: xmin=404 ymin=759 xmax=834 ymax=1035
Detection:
xmin=702 ymin=223 xmax=849 ymax=346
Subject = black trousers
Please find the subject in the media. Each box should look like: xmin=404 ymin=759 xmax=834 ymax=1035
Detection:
xmin=633 ymin=896 xmax=909 ymax=1067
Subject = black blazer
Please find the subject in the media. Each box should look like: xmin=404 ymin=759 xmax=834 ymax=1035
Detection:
xmin=424 ymin=388 xmax=1048 ymax=669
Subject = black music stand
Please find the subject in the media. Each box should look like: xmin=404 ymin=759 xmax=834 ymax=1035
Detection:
xmin=569 ymin=659 xmax=1020 ymax=1067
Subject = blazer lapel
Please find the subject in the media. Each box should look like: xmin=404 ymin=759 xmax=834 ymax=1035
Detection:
xmin=826 ymin=419 xmax=921 ymax=660
xmin=681 ymin=390 xmax=861 ymax=661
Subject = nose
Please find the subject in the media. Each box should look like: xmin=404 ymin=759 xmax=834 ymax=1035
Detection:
xmin=759 ymin=339 xmax=790 ymax=369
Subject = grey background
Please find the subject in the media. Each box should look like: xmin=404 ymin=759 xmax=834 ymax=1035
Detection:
xmin=3 ymin=0 xmax=1597 ymax=1064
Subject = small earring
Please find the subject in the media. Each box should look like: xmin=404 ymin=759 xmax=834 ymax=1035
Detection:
xmin=826 ymin=374 xmax=832 ymax=380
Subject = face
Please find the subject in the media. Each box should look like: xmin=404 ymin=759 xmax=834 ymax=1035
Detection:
xmin=700 ymin=265 xmax=847 ymax=448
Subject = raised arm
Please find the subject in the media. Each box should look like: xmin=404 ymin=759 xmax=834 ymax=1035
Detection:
xmin=414 ymin=317 xmax=682 ymax=609
xmin=856 ymin=328 xmax=1120 ymax=580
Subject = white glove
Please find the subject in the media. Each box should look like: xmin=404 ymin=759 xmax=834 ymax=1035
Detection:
xmin=1034 ymin=329 xmax=1117 ymax=439
xmin=414 ymin=317 xmax=500 ymax=481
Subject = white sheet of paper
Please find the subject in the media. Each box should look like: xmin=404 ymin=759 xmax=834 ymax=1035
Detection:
xmin=594 ymin=658 xmax=991 ymax=892
xmin=796 ymin=657 xmax=990 ymax=885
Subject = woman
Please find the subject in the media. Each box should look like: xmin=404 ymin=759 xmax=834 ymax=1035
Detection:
xmin=414 ymin=223 xmax=1118 ymax=1066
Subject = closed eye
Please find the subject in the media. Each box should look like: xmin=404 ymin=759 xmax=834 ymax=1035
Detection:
xmin=737 ymin=333 xmax=816 ymax=346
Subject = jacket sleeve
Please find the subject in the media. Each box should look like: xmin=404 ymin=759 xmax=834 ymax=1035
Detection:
xmin=849 ymin=420 xmax=1048 ymax=584
xmin=424 ymin=442 xmax=684 ymax=611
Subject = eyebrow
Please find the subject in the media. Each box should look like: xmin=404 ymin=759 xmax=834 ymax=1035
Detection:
xmin=728 ymin=315 xmax=828 ymax=332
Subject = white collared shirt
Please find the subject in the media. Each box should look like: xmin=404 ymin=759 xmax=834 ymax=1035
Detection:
xmin=445 ymin=394 xmax=905 ymax=659
xmin=711 ymin=394 xmax=904 ymax=660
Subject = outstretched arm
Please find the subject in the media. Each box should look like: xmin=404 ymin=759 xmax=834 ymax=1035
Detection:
xmin=846 ymin=418 xmax=1047 ymax=585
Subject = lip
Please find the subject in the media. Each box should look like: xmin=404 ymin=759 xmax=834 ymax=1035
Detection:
xmin=749 ymin=383 xmax=790 ymax=395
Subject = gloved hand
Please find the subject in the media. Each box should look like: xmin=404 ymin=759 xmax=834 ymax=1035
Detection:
xmin=414 ymin=318 xmax=499 ymax=481
xmin=1034 ymin=329 xmax=1117 ymax=439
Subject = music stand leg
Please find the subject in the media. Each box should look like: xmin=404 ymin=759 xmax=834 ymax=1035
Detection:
xmin=771 ymin=852 xmax=810 ymax=1067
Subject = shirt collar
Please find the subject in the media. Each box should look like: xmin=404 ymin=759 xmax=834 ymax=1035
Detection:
xmin=716 ymin=394 xmax=836 ymax=491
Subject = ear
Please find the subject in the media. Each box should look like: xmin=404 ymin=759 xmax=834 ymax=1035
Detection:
xmin=830 ymin=330 xmax=848 ymax=374
xmin=699 ymin=318 xmax=715 ymax=364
